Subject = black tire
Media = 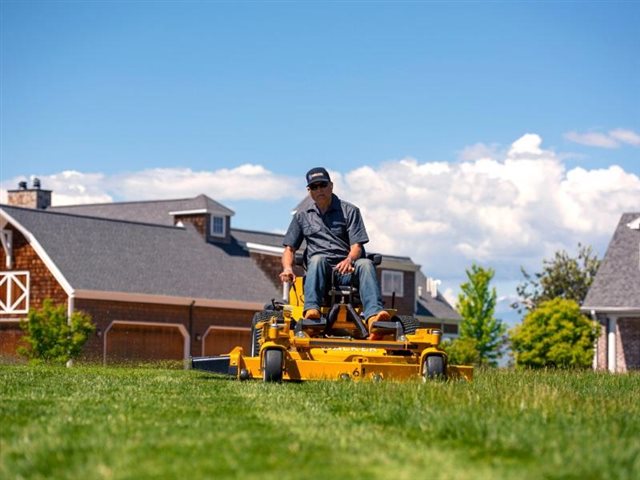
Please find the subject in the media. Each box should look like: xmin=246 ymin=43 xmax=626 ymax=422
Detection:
xmin=423 ymin=355 xmax=445 ymax=380
xmin=251 ymin=310 xmax=283 ymax=356
xmin=396 ymin=315 xmax=420 ymax=335
xmin=263 ymin=349 xmax=283 ymax=382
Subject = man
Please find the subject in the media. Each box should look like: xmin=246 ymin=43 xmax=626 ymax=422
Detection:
xmin=279 ymin=167 xmax=390 ymax=338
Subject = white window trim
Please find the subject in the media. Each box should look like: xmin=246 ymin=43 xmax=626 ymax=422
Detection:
xmin=210 ymin=215 xmax=226 ymax=237
xmin=0 ymin=271 xmax=30 ymax=314
xmin=381 ymin=270 xmax=404 ymax=297
xmin=1 ymin=229 xmax=13 ymax=269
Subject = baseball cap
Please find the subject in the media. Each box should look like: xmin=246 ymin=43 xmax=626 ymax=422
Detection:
xmin=306 ymin=167 xmax=331 ymax=186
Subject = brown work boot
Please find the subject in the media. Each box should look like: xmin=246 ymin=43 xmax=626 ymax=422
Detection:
xmin=367 ymin=311 xmax=391 ymax=340
xmin=304 ymin=309 xmax=321 ymax=320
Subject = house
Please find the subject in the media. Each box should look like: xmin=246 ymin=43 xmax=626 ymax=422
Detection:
xmin=0 ymin=180 xmax=460 ymax=363
xmin=582 ymin=212 xmax=640 ymax=372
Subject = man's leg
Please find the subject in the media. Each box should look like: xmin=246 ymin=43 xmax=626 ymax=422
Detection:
xmin=353 ymin=258 xmax=386 ymax=320
xmin=304 ymin=255 xmax=329 ymax=317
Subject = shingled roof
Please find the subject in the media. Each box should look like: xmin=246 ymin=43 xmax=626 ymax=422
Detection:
xmin=583 ymin=212 xmax=640 ymax=311
xmin=50 ymin=195 xmax=234 ymax=226
xmin=1 ymin=204 xmax=279 ymax=306
xmin=416 ymin=294 xmax=461 ymax=321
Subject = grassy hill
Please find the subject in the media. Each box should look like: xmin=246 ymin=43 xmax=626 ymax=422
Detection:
xmin=1 ymin=365 xmax=638 ymax=480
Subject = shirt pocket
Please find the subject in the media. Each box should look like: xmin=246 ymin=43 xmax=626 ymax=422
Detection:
xmin=302 ymin=218 xmax=322 ymax=236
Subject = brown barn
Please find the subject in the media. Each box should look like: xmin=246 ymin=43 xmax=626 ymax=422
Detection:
xmin=1 ymin=181 xmax=460 ymax=364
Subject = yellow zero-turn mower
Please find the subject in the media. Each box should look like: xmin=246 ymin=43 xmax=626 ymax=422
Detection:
xmin=192 ymin=256 xmax=473 ymax=382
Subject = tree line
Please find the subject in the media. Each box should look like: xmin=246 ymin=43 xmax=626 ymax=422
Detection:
xmin=444 ymin=244 xmax=600 ymax=368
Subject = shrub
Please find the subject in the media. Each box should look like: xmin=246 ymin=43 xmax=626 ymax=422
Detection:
xmin=441 ymin=337 xmax=481 ymax=366
xmin=510 ymin=298 xmax=597 ymax=368
xmin=18 ymin=299 xmax=95 ymax=364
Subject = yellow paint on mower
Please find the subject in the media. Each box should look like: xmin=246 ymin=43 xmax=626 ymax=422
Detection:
xmin=225 ymin=279 xmax=474 ymax=382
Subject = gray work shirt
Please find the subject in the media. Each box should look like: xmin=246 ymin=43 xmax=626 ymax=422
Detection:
xmin=283 ymin=194 xmax=369 ymax=266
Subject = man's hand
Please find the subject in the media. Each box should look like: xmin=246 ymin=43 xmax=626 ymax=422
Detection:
xmin=335 ymin=257 xmax=355 ymax=275
xmin=279 ymin=267 xmax=296 ymax=284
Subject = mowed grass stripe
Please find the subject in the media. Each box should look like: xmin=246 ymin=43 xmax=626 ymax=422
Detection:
xmin=235 ymin=380 xmax=513 ymax=480
xmin=1 ymin=367 xmax=317 ymax=479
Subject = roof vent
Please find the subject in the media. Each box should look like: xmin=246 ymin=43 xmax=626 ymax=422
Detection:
xmin=18 ymin=181 xmax=27 ymax=190
xmin=33 ymin=178 xmax=41 ymax=189
xmin=627 ymin=217 xmax=640 ymax=230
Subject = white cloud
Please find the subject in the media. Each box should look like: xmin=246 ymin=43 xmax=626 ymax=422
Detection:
xmin=336 ymin=134 xmax=639 ymax=298
xmin=565 ymin=128 xmax=640 ymax=148
xmin=0 ymin=165 xmax=299 ymax=206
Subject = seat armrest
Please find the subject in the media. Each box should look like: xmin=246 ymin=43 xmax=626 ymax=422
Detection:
xmin=367 ymin=253 xmax=382 ymax=266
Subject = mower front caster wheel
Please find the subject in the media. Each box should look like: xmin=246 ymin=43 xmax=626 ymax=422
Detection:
xmin=263 ymin=349 xmax=284 ymax=383
xmin=423 ymin=355 xmax=445 ymax=381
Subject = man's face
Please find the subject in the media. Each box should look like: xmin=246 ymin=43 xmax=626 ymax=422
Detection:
xmin=308 ymin=181 xmax=333 ymax=207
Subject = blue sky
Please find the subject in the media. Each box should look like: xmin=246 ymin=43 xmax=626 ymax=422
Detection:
xmin=1 ymin=1 xmax=639 ymax=323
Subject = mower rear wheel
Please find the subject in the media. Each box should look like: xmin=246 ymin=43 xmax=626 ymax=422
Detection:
xmin=263 ymin=349 xmax=284 ymax=383
xmin=423 ymin=355 xmax=445 ymax=380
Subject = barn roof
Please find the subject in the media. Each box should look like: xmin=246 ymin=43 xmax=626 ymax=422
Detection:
xmin=1 ymin=204 xmax=279 ymax=305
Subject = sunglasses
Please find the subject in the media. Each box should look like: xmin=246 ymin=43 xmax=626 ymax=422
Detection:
xmin=308 ymin=182 xmax=329 ymax=191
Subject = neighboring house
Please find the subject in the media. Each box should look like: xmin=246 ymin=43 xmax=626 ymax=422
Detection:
xmin=0 ymin=180 xmax=460 ymax=363
xmin=582 ymin=212 xmax=640 ymax=373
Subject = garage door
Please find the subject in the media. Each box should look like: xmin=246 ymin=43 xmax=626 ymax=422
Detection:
xmin=203 ymin=327 xmax=251 ymax=356
xmin=105 ymin=322 xmax=187 ymax=363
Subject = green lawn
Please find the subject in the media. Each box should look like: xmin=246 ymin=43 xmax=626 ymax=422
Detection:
xmin=1 ymin=365 xmax=638 ymax=480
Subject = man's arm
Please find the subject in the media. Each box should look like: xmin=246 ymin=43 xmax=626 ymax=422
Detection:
xmin=280 ymin=246 xmax=297 ymax=283
xmin=335 ymin=243 xmax=362 ymax=275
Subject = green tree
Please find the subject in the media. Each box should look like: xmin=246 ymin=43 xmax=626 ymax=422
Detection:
xmin=18 ymin=299 xmax=95 ymax=364
xmin=514 ymin=243 xmax=600 ymax=313
xmin=510 ymin=298 xmax=597 ymax=369
xmin=457 ymin=264 xmax=506 ymax=366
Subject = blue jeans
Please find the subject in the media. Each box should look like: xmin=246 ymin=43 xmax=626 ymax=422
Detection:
xmin=304 ymin=255 xmax=384 ymax=320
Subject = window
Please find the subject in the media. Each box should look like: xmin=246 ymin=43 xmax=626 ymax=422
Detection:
xmin=381 ymin=270 xmax=404 ymax=297
xmin=210 ymin=215 xmax=225 ymax=237
xmin=0 ymin=271 xmax=29 ymax=314
xmin=443 ymin=323 xmax=459 ymax=335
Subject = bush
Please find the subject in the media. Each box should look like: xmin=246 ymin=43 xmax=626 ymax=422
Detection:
xmin=441 ymin=337 xmax=481 ymax=366
xmin=510 ymin=298 xmax=597 ymax=369
xmin=18 ymin=299 xmax=95 ymax=364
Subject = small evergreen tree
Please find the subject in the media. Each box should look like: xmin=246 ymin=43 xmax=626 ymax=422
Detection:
xmin=457 ymin=264 xmax=506 ymax=366
xmin=18 ymin=299 xmax=95 ymax=364
xmin=510 ymin=298 xmax=597 ymax=368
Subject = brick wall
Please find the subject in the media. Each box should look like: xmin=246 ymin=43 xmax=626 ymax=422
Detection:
xmin=0 ymin=226 xmax=69 ymax=359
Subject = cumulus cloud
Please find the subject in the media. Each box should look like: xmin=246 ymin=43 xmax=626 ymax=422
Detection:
xmin=0 ymin=165 xmax=299 ymax=206
xmin=336 ymin=134 xmax=639 ymax=294
xmin=565 ymin=128 xmax=640 ymax=148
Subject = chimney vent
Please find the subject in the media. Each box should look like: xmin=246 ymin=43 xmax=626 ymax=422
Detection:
xmin=7 ymin=178 xmax=52 ymax=209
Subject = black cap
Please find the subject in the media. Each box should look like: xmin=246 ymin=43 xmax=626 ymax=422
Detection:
xmin=306 ymin=167 xmax=331 ymax=186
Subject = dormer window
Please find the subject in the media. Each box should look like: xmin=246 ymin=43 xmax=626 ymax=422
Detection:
xmin=210 ymin=215 xmax=226 ymax=237
xmin=381 ymin=270 xmax=404 ymax=297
